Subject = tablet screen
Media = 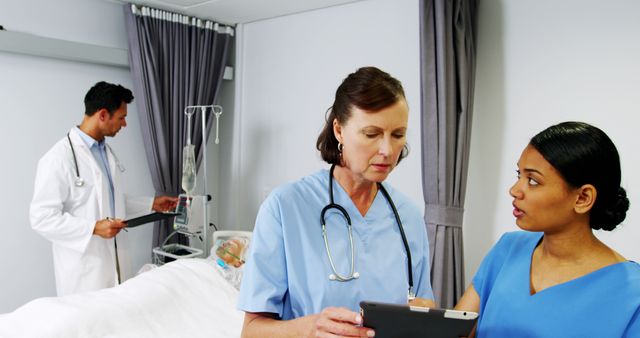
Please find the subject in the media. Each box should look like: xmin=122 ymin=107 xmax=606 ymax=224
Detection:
xmin=360 ymin=301 xmax=477 ymax=338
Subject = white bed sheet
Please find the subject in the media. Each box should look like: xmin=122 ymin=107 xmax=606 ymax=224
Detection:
xmin=0 ymin=258 xmax=243 ymax=338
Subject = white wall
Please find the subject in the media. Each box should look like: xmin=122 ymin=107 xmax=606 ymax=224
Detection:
xmin=464 ymin=0 xmax=640 ymax=281
xmin=0 ymin=0 xmax=156 ymax=312
xmin=227 ymin=0 xmax=640 ymax=289
xmin=5 ymin=0 xmax=637 ymax=314
xmin=223 ymin=0 xmax=424 ymax=231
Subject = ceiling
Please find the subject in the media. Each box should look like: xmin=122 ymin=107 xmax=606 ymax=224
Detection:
xmin=113 ymin=0 xmax=365 ymax=25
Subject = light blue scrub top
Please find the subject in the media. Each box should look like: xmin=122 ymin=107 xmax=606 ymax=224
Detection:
xmin=75 ymin=127 xmax=115 ymax=217
xmin=237 ymin=169 xmax=433 ymax=320
xmin=473 ymin=231 xmax=640 ymax=337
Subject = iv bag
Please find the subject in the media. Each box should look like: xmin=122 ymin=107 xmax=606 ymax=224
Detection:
xmin=181 ymin=144 xmax=197 ymax=195
xmin=182 ymin=107 xmax=197 ymax=195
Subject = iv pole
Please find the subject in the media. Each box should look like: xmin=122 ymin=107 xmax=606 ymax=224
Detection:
xmin=184 ymin=104 xmax=223 ymax=257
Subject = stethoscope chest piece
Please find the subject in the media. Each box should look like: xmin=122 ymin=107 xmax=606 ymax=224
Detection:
xmin=329 ymin=271 xmax=359 ymax=281
xmin=74 ymin=177 xmax=85 ymax=187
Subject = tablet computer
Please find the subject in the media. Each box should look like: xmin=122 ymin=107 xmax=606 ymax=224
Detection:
xmin=124 ymin=212 xmax=181 ymax=228
xmin=360 ymin=301 xmax=478 ymax=338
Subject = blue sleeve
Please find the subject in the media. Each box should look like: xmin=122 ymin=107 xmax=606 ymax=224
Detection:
xmin=472 ymin=232 xmax=513 ymax=298
xmin=237 ymin=192 xmax=288 ymax=318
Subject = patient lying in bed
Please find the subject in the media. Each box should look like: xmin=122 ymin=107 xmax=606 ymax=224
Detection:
xmin=0 ymin=233 xmax=250 ymax=338
xmin=140 ymin=231 xmax=249 ymax=290
xmin=212 ymin=232 xmax=249 ymax=290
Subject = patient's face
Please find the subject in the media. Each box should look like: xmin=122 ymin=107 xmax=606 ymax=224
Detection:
xmin=509 ymin=145 xmax=580 ymax=232
xmin=216 ymin=239 xmax=246 ymax=267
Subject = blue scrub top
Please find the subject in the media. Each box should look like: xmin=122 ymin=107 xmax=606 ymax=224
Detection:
xmin=237 ymin=169 xmax=433 ymax=319
xmin=473 ymin=231 xmax=640 ymax=337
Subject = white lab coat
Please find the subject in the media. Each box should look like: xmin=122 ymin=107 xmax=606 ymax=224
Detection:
xmin=30 ymin=128 xmax=152 ymax=296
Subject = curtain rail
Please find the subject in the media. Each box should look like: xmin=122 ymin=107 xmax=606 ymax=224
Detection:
xmin=130 ymin=4 xmax=235 ymax=36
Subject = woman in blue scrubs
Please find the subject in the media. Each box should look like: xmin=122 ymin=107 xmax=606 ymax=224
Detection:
xmin=238 ymin=67 xmax=435 ymax=337
xmin=455 ymin=121 xmax=640 ymax=337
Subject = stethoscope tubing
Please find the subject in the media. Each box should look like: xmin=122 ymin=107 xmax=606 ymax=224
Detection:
xmin=321 ymin=202 xmax=357 ymax=281
xmin=321 ymin=164 xmax=415 ymax=299
xmin=378 ymin=180 xmax=414 ymax=291
xmin=67 ymin=133 xmax=83 ymax=187
xmin=67 ymin=132 xmax=125 ymax=188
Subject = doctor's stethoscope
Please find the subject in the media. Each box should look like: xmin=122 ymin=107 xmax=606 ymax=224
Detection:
xmin=67 ymin=132 xmax=126 ymax=187
xmin=320 ymin=164 xmax=415 ymax=300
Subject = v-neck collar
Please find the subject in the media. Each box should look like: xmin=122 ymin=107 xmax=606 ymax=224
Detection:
xmin=331 ymin=176 xmax=382 ymax=221
xmin=527 ymin=232 xmax=630 ymax=296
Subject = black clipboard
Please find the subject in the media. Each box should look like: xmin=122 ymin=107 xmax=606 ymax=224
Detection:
xmin=360 ymin=301 xmax=478 ymax=338
xmin=124 ymin=212 xmax=181 ymax=228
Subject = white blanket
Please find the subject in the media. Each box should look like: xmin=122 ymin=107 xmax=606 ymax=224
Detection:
xmin=0 ymin=258 xmax=243 ymax=338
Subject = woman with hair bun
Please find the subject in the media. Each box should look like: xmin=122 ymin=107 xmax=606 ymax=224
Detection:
xmin=456 ymin=121 xmax=640 ymax=337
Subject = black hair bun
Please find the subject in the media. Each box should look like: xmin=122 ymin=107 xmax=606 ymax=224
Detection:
xmin=594 ymin=187 xmax=630 ymax=231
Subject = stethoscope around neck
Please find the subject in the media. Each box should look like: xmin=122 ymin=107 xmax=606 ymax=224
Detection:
xmin=67 ymin=132 xmax=125 ymax=187
xmin=320 ymin=164 xmax=416 ymax=301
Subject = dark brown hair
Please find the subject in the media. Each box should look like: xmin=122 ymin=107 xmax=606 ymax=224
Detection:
xmin=84 ymin=81 xmax=133 ymax=116
xmin=316 ymin=66 xmax=407 ymax=165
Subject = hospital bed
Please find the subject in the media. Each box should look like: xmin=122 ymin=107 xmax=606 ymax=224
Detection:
xmin=0 ymin=239 xmax=247 ymax=337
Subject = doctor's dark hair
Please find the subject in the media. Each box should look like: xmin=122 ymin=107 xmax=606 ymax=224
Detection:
xmin=530 ymin=121 xmax=629 ymax=231
xmin=84 ymin=81 xmax=134 ymax=116
xmin=316 ymin=66 xmax=409 ymax=165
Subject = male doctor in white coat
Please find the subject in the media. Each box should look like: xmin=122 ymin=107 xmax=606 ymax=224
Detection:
xmin=30 ymin=81 xmax=178 ymax=296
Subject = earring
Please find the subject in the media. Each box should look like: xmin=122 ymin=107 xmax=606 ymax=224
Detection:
xmin=337 ymin=142 xmax=343 ymax=152
xmin=402 ymin=143 xmax=410 ymax=158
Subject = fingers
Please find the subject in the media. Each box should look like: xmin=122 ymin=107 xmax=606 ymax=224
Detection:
xmin=315 ymin=307 xmax=374 ymax=337
xmin=106 ymin=218 xmax=126 ymax=235
xmin=110 ymin=219 xmax=127 ymax=236
xmin=165 ymin=197 xmax=179 ymax=210
xmin=111 ymin=218 xmax=127 ymax=228
xmin=94 ymin=218 xmax=126 ymax=238
xmin=153 ymin=196 xmax=179 ymax=212
xmin=409 ymin=297 xmax=436 ymax=308
xmin=323 ymin=307 xmax=363 ymax=325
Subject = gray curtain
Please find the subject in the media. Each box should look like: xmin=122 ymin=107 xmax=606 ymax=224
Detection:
xmin=419 ymin=0 xmax=478 ymax=308
xmin=123 ymin=5 xmax=233 ymax=248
